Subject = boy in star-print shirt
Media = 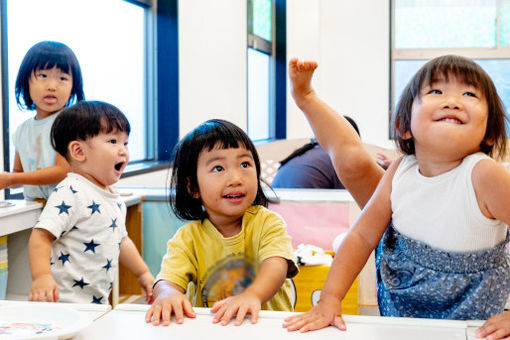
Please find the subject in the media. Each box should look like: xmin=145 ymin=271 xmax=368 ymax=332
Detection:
xmin=28 ymin=101 xmax=154 ymax=304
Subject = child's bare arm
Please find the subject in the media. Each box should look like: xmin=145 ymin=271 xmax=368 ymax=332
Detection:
xmin=289 ymin=58 xmax=384 ymax=208
xmin=472 ymin=159 xmax=510 ymax=225
xmin=0 ymin=152 xmax=70 ymax=189
xmin=28 ymin=228 xmax=58 ymax=302
xmin=145 ymin=280 xmax=196 ymax=326
xmin=119 ymin=236 xmax=155 ymax=303
xmin=283 ymin=158 xmax=400 ymax=332
xmin=210 ymin=256 xmax=288 ymax=326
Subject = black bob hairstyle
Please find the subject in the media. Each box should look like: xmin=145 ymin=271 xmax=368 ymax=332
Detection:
xmin=15 ymin=41 xmax=85 ymax=111
xmin=170 ymin=119 xmax=268 ymax=221
xmin=392 ymin=54 xmax=508 ymax=159
xmin=51 ymin=101 xmax=130 ymax=160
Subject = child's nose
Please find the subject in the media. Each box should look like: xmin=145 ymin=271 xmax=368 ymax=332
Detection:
xmin=228 ymin=170 xmax=242 ymax=185
xmin=443 ymin=95 xmax=462 ymax=110
xmin=46 ymin=77 xmax=58 ymax=91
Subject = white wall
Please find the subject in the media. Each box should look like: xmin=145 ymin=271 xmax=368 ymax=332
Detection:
xmin=0 ymin=0 xmax=391 ymax=190
xmin=178 ymin=0 xmax=247 ymax=137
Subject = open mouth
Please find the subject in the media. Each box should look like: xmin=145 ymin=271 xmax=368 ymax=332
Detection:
xmin=114 ymin=162 xmax=124 ymax=171
xmin=224 ymin=193 xmax=245 ymax=199
xmin=436 ymin=117 xmax=463 ymax=124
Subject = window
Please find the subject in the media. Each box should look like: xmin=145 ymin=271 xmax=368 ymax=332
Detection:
xmin=392 ymin=0 xmax=510 ymax=133
xmin=247 ymin=0 xmax=274 ymax=141
xmin=1 ymin=0 xmax=155 ymax=197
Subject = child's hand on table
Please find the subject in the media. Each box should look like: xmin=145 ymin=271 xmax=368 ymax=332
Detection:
xmin=475 ymin=310 xmax=510 ymax=339
xmin=138 ymin=271 xmax=155 ymax=304
xmin=145 ymin=281 xmax=196 ymax=326
xmin=210 ymin=291 xmax=262 ymax=326
xmin=282 ymin=294 xmax=345 ymax=332
xmin=29 ymin=274 xmax=59 ymax=302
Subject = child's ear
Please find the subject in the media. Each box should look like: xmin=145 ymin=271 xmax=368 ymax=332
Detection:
xmin=186 ymin=178 xmax=200 ymax=199
xmin=68 ymin=140 xmax=86 ymax=162
xmin=396 ymin=117 xmax=412 ymax=140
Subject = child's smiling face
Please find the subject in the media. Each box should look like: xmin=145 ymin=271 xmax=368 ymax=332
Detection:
xmin=406 ymin=75 xmax=489 ymax=162
xmin=194 ymin=144 xmax=258 ymax=229
xmin=29 ymin=66 xmax=73 ymax=119
xmin=77 ymin=130 xmax=129 ymax=189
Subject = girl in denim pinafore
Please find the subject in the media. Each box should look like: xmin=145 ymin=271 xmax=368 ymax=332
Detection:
xmin=283 ymin=55 xmax=510 ymax=338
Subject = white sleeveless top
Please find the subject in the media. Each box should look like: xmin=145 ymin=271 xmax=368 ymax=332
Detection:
xmin=391 ymin=152 xmax=507 ymax=252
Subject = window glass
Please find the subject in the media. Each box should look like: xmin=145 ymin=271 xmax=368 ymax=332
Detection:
xmin=247 ymin=48 xmax=271 ymax=140
xmin=6 ymin=0 xmax=146 ymax=168
xmin=393 ymin=59 xmax=510 ymax=133
xmin=501 ymin=0 xmax=510 ymax=46
xmin=394 ymin=0 xmax=497 ymax=48
xmin=252 ymin=0 xmax=272 ymax=41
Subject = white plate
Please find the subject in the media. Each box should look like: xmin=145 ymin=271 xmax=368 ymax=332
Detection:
xmin=0 ymin=303 xmax=92 ymax=339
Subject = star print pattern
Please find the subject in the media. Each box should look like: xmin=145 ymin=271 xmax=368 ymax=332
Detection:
xmin=103 ymin=259 xmax=112 ymax=272
xmin=84 ymin=239 xmax=101 ymax=253
xmin=55 ymin=201 xmax=72 ymax=215
xmin=87 ymin=201 xmax=101 ymax=215
xmin=73 ymin=277 xmax=90 ymax=289
xmin=58 ymin=252 xmax=70 ymax=265
xmin=109 ymin=218 xmax=118 ymax=231
xmin=34 ymin=173 xmax=128 ymax=304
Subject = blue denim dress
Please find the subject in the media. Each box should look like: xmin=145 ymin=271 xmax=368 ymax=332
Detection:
xmin=376 ymin=223 xmax=510 ymax=320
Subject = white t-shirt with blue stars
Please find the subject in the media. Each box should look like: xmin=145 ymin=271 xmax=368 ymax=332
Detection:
xmin=34 ymin=172 xmax=127 ymax=304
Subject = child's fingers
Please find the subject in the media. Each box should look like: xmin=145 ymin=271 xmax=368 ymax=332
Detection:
xmin=172 ymin=303 xmax=185 ymax=324
xmin=282 ymin=315 xmax=307 ymax=331
xmin=53 ymin=286 xmax=59 ymax=302
xmin=289 ymin=57 xmax=298 ymax=67
xmin=234 ymin=305 xmax=249 ymax=326
xmin=332 ymin=315 xmax=346 ymax=331
xmin=151 ymin=304 xmax=163 ymax=326
xmin=182 ymin=299 xmax=196 ymax=318
xmin=249 ymin=307 xmax=260 ymax=324
xmin=161 ymin=303 xmax=173 ymax=326
xmin=210 ymin=300 xmax=224 ymax=313
xmin=220 ymin=306 xmax=236 ymax=326
xmin=145 ymin=307 xmax=154 ymax=323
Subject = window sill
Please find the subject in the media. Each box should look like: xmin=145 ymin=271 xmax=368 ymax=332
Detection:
xmin=121 ymin=160 xmax=170 ymax=178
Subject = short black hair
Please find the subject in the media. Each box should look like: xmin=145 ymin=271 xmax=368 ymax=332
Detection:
xmin=51 ymin=101 xmax=130 ymax=159
xmin=15 ymin=41 xmax=85 ymax=111
xmin=170 ymin=119 xmax=268 ymax=221
xmin=392 ymin=54 xmax=508 ymax=159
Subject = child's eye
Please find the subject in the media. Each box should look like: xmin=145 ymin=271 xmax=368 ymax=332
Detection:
xmin=429 ymin=89 xmax=442 ymax=95
xmin=212 ymin=165 xmax=224 ymax=172
xmin=109 ymin=139 xmax=117 ymax=144
xmin=463 ymin=91 xmax=477 ymax=97
xmin=36 ymin=73 xmax=47 ymax=79
xmin=124 ymin=142 xmax=128 ymax=147
xmin=60 ymin=76 xmax=70 ymax=81
xmin=240 ymin=161 xmax=251 ymax=168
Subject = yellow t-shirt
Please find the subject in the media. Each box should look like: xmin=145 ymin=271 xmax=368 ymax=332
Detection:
xmin=156 ymin=205 xmax=298 ymax=311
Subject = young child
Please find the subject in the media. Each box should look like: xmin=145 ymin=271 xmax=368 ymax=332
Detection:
xmin=145 ymin=119 xmax=298 ymax=326
xmin=28 ymin=101 xmax=154 ymax=304
xmin=282 ymin=56 xmax=510 ymax=339
xmin=0 ymin=41 xmax=84 ymax=200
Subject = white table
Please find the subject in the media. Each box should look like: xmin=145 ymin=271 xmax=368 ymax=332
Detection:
xmin=74 ymin=304 xmax=484 ymax=340
xmin=0 ymin=299 xmax=111 ymax=321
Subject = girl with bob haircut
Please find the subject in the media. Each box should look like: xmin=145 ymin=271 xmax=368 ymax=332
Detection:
xmin=282 ymin=56 xmax=510 ymax=340
xmin=146 ymin=119 xmax=298 ymax=327
xmin=0 ymin=41 xmax=85 ymax=200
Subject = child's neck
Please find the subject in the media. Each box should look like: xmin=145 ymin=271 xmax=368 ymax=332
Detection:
xmin=209 ymin=215 xmax=243 ymax=238
xmin=415 ymin=148 xmax=471 ymax=177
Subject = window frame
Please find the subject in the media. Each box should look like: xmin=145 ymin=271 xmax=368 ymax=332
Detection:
xmin=0 ymin=0 xmax=170 ymax=198
xmin=247 ymin=0 xmax=287 ymax=142
xmin=390 ymin=0 xmax=510 ymax=114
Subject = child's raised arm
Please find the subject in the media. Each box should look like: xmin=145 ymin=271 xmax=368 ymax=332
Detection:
xmin=210 ymin=256 xmax=288 ymax=326
xmin=283 ymin=157 xmax=400 ymax=332
xmin=289 ymin=58 xmax=384 ymax=208
xmin=119 ymin=236 xmax=155 ymax=304
xmin=0 ymin=152 xmax=70 ymax=189
xmin=28 ymin=228 xmax=59 ymax=302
